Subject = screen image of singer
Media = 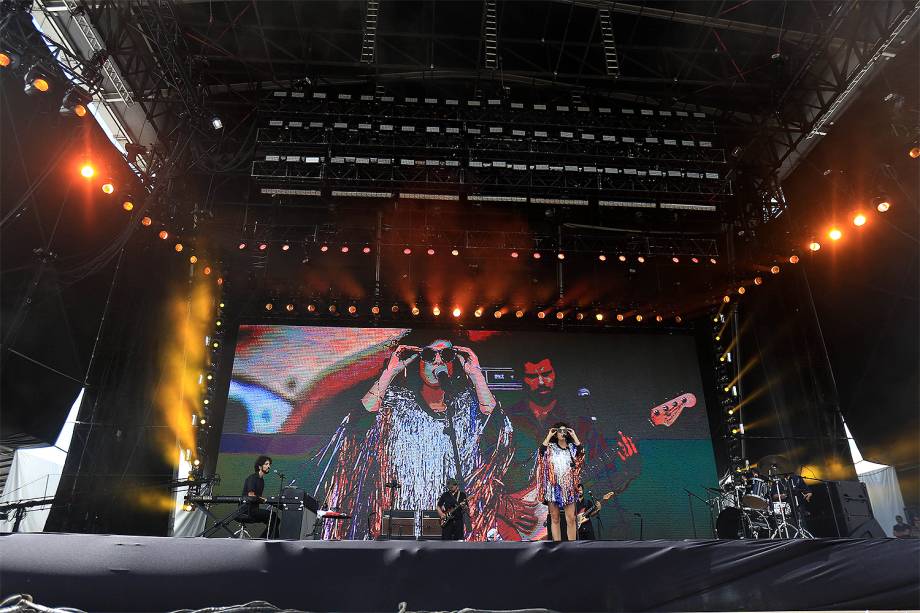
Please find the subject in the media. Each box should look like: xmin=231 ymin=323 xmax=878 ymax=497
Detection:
xmin=212 ymin=325 xmax=717 ymax=540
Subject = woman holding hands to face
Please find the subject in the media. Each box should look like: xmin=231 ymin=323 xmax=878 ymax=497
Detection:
xmin=539 ymin=422 xmax=584 ymax=541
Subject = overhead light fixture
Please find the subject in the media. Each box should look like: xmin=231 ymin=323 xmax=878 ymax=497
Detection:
xmin=451 ymin=249 xmax=459 ymax=256
xmin=789 ymin=255 xmax=800 ymax=264
xmin=598 ymin=254 xmax=607 ymax=262
xmin=101 ymin=180 xmax=115 ymax=194
xmin=0 ymin=51 xmax=21 ymax=70
xmin=452 ymin=307 xmax=461 ymax=317
xmin=876 ymin=198 xmax=891 ymax=213
xmin=828 ymin=228 xmax=842 ymax=241
xmin=24 ymin=65 xmax=51 ymax=95
xmin=210 ymin=116 xmax=223 ymax=130
xmin=60 ymin=87 xmax=92 ymax=117
xmin=853 ymin=213 xmax=867 ymax=227
xmin=80 ymin=164 xmax=95 ymax=178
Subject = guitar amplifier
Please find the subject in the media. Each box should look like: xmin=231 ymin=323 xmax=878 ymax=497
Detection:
xmin=382 ymin=510 xmax=416 ymax=539
xmin=808 ymin=480 xmax=876 ymax=537
xmin=421 ymin=510 xmax=442 ymax=539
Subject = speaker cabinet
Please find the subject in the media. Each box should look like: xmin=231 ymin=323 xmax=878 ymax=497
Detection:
xmin=382 ymin=511 xmax=415 ymax=539
xmin=808 ymin=480 xmax=878 ymax=537
xmin=421 ymin=510 xmax=442 ymax=539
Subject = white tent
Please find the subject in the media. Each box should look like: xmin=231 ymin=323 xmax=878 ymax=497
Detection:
xmin=846 ymin=422 xmax=905 ymax=537
xmin=0 ymin=391 xmax=82 ymax=533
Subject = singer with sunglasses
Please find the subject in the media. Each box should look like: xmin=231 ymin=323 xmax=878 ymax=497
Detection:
xmin=320 ymin=338 xmax=512 ymax=540
xmin=538 ymin=423 xmax=584 ymax=541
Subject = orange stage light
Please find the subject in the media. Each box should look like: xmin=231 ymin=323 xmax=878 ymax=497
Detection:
xmin=770 ymin=265 xmax=780 ymax=274
xmin=158 ymin=230 xmax=169 ymax=240
xmin=141 ymin=216 xmax=152 ymax=226
xmin=809 ymin=241 xmax=821 ymax=252
xmin=432 ymin=306 xmax=441 ymax=316
xmin=598 ymin=254 xmax=607 ymax=262
xmin=0 ymin=53 xmax=11 ymax=68
xmin=174 ymin=243 xmax=183 ymax=252
xmin=494 ymin=310 xmax=503 ymax=318
xmin=789 ymin=255 xmax=799 ymax=264
xmin=452 ymin=307 xmax=461 ymax=317
xmin=80 ymin=164 xmax=95 ymax=178
xmin=909 ymin=147 xmax=920 ymax=159
xmin=635 ymin=314 xmax=643 ymax=322
xmin=288 ymin=304 xmax=297 ymax=313
xmin=122 ymin=200 xmax=133 ymax=211
xmin=828 ymin=228 xmax=842 ymax=241
xmin=616 ymin=314 xmax=625 ymax=322
xmin=101 ymin=181 xmax=114 ymax=194
xmin=853 ymin=213 xmax=866 ymax=226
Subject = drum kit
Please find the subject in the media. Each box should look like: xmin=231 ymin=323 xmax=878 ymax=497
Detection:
xmin=708 ymin=455 xmax=813 ymax=540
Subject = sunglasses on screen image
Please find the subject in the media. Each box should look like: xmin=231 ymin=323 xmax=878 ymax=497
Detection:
xmin=400 ymin=347 xmax=459 ymax=363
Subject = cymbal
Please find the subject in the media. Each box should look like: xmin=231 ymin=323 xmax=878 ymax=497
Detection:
xmin=755 ymin=454 xmax=796 ymax=475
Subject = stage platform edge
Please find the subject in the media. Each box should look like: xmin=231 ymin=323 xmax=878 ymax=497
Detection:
xmin=1 ymin=533 xmax=918 ymax=612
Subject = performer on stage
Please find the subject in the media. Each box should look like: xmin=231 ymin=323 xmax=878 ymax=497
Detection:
xmin=319 ymin=339 xmax=513 ymax=540
xmin=437 ymin=478 xmax=468 ymax=540
xmin=538 ymin=423 xmax=584 ymax=541
xmin=575 ymin=483 xmax=599 ymax=540
xmin=241 ymin=455 xmax=279 ymax=538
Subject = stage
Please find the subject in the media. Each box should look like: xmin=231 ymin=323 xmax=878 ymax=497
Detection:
xmin=1 ymin=533 xmax=918 ymax=612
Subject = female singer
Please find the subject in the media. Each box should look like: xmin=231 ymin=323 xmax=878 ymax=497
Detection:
xmin=539 ymin=422 xmax=584 ymax=541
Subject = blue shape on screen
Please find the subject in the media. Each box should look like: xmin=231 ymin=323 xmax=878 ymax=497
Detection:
xmin=228 ymin=379 xmax=294 ymax=434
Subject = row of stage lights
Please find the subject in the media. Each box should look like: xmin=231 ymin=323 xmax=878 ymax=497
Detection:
xmin=0 ymin=54 xmax=93 ymax=116
xmin=261 ymin=300 xmax=684 ymax=324
xmin=186 ymin=298 xmax=226 ymax=489
xmin=238 ymin=241 xmax=719 ymax=265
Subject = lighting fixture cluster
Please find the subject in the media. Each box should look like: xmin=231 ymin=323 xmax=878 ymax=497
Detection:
xmin=711 ymin=310 xmax=744 ymax=472
xmin=189 ymin=299 xmax=226 ymax=481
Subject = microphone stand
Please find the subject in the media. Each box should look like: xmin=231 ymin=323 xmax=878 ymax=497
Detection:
xmin=268 ymin=471 xmax=285 ymax=539
xmin=683 ymin=488 xmax=709 ymax=538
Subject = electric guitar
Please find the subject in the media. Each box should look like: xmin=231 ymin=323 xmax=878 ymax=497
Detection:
xmin=576 ymin=491 xmax=616 ymax=527
xmin=440 ymin=499 xmax=468 ymax=526
xmin=648 ymin=393 xmax=698 ymax=427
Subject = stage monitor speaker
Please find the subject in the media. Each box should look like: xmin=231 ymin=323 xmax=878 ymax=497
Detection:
xmin=808 ymin=480 xmax=877 ymax=537
xmin=382 ymin=511 xmax=415 ymax=539
xmin=276 ymin=489 xmax=317 ymax=540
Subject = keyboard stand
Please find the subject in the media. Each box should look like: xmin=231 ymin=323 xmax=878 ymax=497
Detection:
xmin=197 ymin=505 xmax=246 ymax=538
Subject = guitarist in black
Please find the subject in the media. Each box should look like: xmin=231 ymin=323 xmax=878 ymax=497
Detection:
xmin=437 ymin=478 xmax=468 ymax=540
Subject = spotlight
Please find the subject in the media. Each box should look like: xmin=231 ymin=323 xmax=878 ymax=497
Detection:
xmin=809 ymin=241 xmax=821 ymax=252
xmin=738 ymin=286 xmax=746 ymax=294
xmin=754 ymin=276 xmax=763 ymax=285
xmin=511 ymin=251 xmax=519 ymax=258
xmin=391 ymin=305 xmax=399 ymax=313
xmin=282 ymin=244 xmax=290 ymax=251
xmin=432 ymin=306 xmax=441 ymax=316
xmin=101 ymin=180 xmax=115 ymax=194
xmin=515 ymin=309 xmax=524 ymax=318
xmin=158 ymin=230 xmax=169 ymax=240
xmin=537 ymin=311 xmax=546 ymax=319
xmin=451 ymin=249 xmax=459 ymax=256
xmin=556 ymin=311 xmax=564 ymax=320
xmin=595 ymin=313 xmax=604 ymax=321
xmin=24 ymin=66 xmax=51 ymax=95
xmin=770 ymin=265 xmax=780 ymax=274
xmin=320 ymin=245 xmax=329 ymax=252
xmin=211 ymin=340 xmax=219 ymax=348
xmin=174 ymin=242 xmax=183 ymax=252
xmin=494 ymin=310 xmax=502 ymax=318
xmin=599 ymin=254 xmax=607 ymax=262
xmin=618 ymin=255 xmax=626 ymax=262
xmin=557 ymin=253 xmax=565 ymax=260
xmin=371 ymin=305 xmax=381 ymax=315
xmin=533 ymin=252 xmax=541 ymax=259
xmin=474 ymin=307 xmax=483 ymax=318
xmin=348 ymin=305 xmax=357 ymax=314
xmin=0 ymin=51 xmax=20 ymax=69
xmin=656 ymin=315 xmax=663 ymax=322
xmin=852 ymin=213 xmax=866 ymax=226
xmin=452 ymin=307 xmax=461 ymax=317
xmin=206 ymin=374 xmax=213 ymax=380
xmin=616 ymin=314 xmax=624 ymax=322
xmin=80 ymin=164 xmax=95 ymax=178
xmin=411 ymin=306 xmax=420 ymax=316
xmin=635 ymin=314 xmax=643 ymax=322
xmin=789 ymin=255 xmax=799 ymax=264
xmin=203 ymin=266 xmax=212 ymax=275
xmin=910 ymin=147 xmax=920 ymax=159
xmin=328 ymin=304 xmax=338 ymax=313
xmin=675 ymin=315 xmax=682 ymax=323
xmin=265 ymin=303 xmax=273 ymax=311
xmin=189 ymin=255 xmax=197 ymax=264
xmin=307 ymin=303 xmax=316 ymax=312
xmin=363 ymin=246 xmax=372 ymax=254
xmin=876 ymin=199 xmax=891 ymax=213
xmin=710 ymin=258 xmax=718 ymax=264
xmin=671 ymin=256 xmax=680 ymax=264
xmin=403 ymin=247 xmax=412 ymax=255
xmin=637 ymin=256 xmax=646 ymax=263
xmin=723 ymin=295 xmax=730 ymax=303
xmin=691 ymin=257 xmax=699 ymax=264
xmin=259 ymin=243 xmax=267 ymax=251
xmin=575 ymin=312 xmax=584 ymax=321
xmin=141 ymin=216 xmax=152 ymax=226
xmin=210 ymin=116 xmax=223 ymax=130
xmin=60 ymin=88 xmax=92 ymax=117
xmin=427 ymin=248 xmax=435 ymax=256
xmin=284 ymin=303 xmax=294 ymax=312
xmin=828 ymin=228 xmax=842 ymax=241
xmin=341 ymin=245 xmax=350 ymax=254
xmin=122 ymin=200 xmax=134 ymax=211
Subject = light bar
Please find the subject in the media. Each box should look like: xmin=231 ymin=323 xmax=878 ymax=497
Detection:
xmin=531 ymin=197 xmax=589 ymax=206
xmin=468 ymin=194 xmax=527 ymax=203
xmin=261 ymin=188 xmax=322 ymax=196
xmin=399 ymin=193 xmax=460 ymax=201
xmin=330 ymin=190 xmax=393 ymax=198
xmin=660 ymin=202 xmax=718 ymax=211
xmin=599 ymin=200 xmax=657 ymax=208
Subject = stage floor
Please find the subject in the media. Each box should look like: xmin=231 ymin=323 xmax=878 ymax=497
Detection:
xmin=1 ymin=533 xmax=918 ymax=612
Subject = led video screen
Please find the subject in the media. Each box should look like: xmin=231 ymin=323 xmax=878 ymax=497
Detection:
xmin=214 ymin=325 xmax=717 ymax=540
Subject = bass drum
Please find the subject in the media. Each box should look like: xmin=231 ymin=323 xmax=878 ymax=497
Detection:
xmin=716 ymin=507 xmax=743 ymax=539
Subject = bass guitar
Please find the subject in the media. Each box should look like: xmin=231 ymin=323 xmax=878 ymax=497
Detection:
xmin=440 ymin=499 xmax=468 ymax=526
xmin=576 ymin=491 xmax=616 ymax=527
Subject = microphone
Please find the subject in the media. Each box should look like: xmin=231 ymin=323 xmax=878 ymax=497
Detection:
xmin=287 ymin=479 xmax=296 ymax=487
xmin=577 ymin=387 xmax=591 ymax=398
xmin=433 ymin=365 xmax=450 ymax=386
xmin=272 ymin=470 xmax=283 ymax=479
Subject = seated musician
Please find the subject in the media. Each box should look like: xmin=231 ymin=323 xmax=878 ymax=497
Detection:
xmin=241 ymin=455 xmax=280 ymax=538
xmin=437 ymin=478 xmax=468 ymax=541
